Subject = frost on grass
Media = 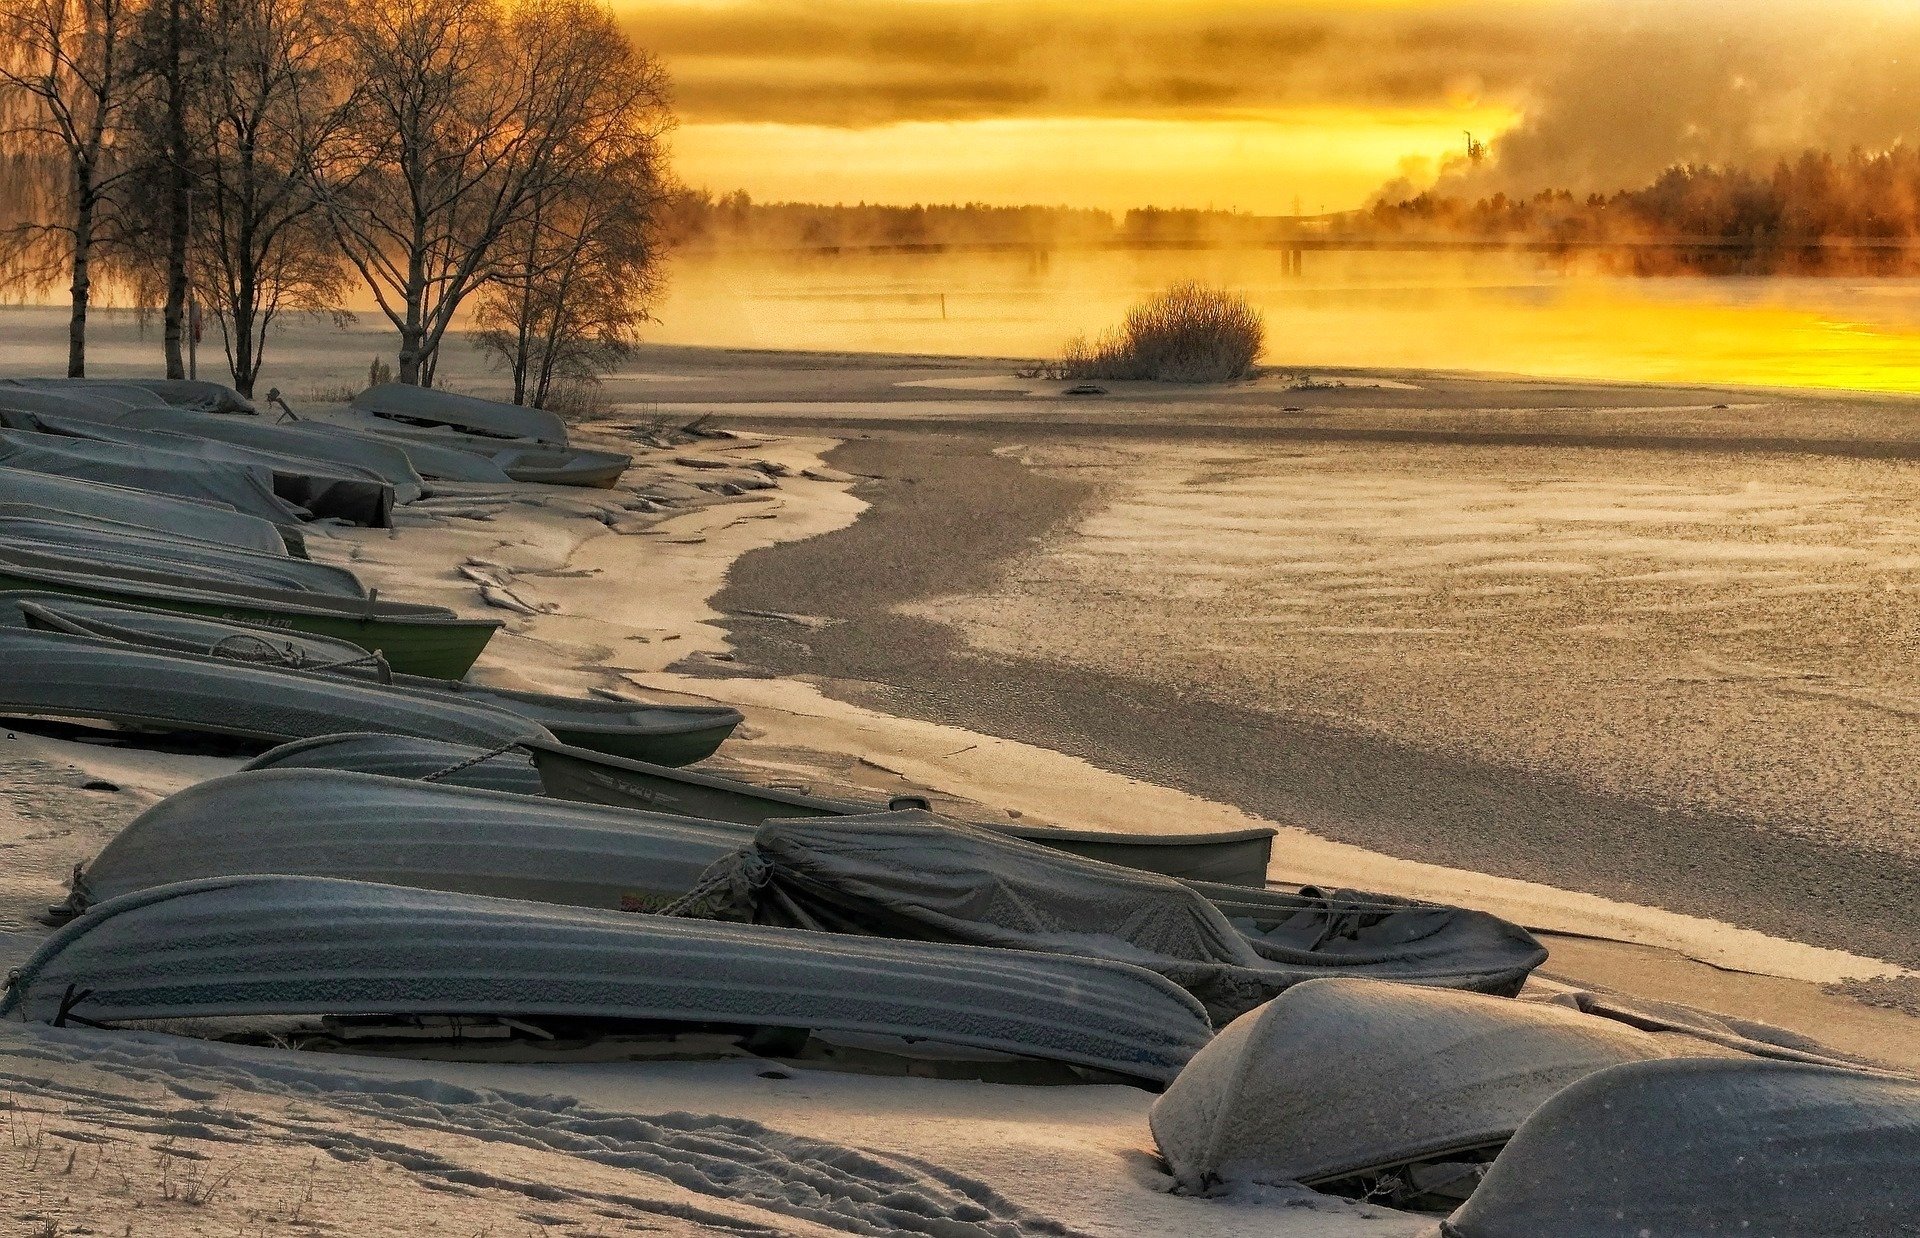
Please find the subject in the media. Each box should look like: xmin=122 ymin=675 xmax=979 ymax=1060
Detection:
xmin=1030 ymin=283 xmax=1264 ymax=384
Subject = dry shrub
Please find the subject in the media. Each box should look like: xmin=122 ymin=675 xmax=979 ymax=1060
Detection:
xmin=1047 ymin=282 xmax=1264 ymax=383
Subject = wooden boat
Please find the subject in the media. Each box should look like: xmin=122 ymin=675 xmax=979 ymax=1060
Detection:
xmin=11 ymin=595 xmax=742 ymax=765
xmin=0 ymin=548 xmax=499 ymax=678
xmin=525 ymin=737 xmax=1276 ymax=886
xmin=3 ymin=874 xmax=1214 ymax=1083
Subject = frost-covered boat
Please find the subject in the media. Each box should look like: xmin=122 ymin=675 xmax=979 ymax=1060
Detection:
xmin=0 ymin=466 xmax=298 ymax=556
xmin=10 ymin=596 xmax=742 ymax=765
xmin=113 ymin=405 xmax=426 ymax=503
xmin=1149 ymin=979 xmax=1662 ymax=1202
xmin=0 ymin=552 xmax=498 ymax=677
xmin=5 ymin=412 xmax=396 ymax=526
xmin=244 ymin=731 xmax=546 ymax=792
xmin=8 ymin=376 xmax=258 ymax=414
xmin=63 ymin=769 xmax=751 ymax=916
xmin=287 ymin=420 xmax=516 ymax=483
xmin=353 ymin=383 xmax=568 ymax=445
xmin=710 ymin=814 xmax=1547 ymax=1017
xmin=1 ymin=874 xmax=1214 ymax=1083
xmin=0 ymin=425 xmax=309 ymax=526
xmin=1437 ymin=1058 xmax=1920 ymax=1237
xmin=0 ymin=520 xmax=366 ymax=597
xmin=524 ymin=736 xmax=1279 ymax=886
xmin=0 ymin=628 xmax=539 ymax=747
xmin=243 ymin=733 xmax=1277 ymax=885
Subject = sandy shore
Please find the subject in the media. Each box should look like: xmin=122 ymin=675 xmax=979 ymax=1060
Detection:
xmin=2 ymin=351 xmax=1917 ymax=1234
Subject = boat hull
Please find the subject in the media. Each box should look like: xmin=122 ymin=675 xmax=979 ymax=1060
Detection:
xmin=527 ymin=739 xmax=1276 ymax=886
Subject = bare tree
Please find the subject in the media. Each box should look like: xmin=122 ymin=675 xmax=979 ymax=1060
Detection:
xmin=313 ymin=0 xmax=640 ymax=387
xmin=474 ymin=3 xmax=670 ymax=408
xmin=0 ymin=0 xmax=147 ymax=376
xmin=186 ymin=0 xmax=349 ymax=395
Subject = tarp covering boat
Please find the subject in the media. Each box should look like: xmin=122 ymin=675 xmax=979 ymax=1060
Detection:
xmin=709 ymin=814 xmax=1544 ymax=1019
xmin=9 ymin=413 xmax=395 ymax=527
xmin=1437 ymin=1058 xmax=1920 ymax=1238
xmin=113 ymin=406 xmax=426 ymax=503
xmin=1 ymin=874 xmax=1214 ymax=1082
xmin=32 ymin=376 xmax=259 ymax=414
xmin=0 ymin=628 xmax=541 ymax=747
xmin=287 ymin=421 xmax=514 ymax=483
xmin=1149 ymin=978 xmax=1665 ymax=1194
xmin=0 ymin=465 xmax=297 ymax=556
xmin=0 ymin=555 xmax=497 ymax=677
xmin=4 ymin=596 xmax=742 ymax=765
xmin=353 ymin=383 xmax=568 ymax=445
xmin=0 ymin=426 xmax=308 ymax=526
xmin=524 ymin=737 xmax=1278 ymax=886
xmin=244 ymin=732 xmax=547 ymax=795
xmin=66 ymin=769 xmax=752 ymax=914
xmin=0 ymin=385 xmax=131 ymax=420
xmin=0 ymin=521 xmax=366 ymax=597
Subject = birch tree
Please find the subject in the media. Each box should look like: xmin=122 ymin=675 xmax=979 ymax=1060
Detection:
xmin=0 ymin=0 xmax=146 ymax=376
xmin=314 ymin=0 xmax=642 ymax=386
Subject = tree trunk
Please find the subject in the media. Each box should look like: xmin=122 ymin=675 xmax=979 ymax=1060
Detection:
xmin=68 ymin=192 xmax=94 ymax=378
xmin=160 ymin=0 xmax=190 ymax=380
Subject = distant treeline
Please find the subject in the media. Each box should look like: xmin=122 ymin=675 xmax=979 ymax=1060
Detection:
xmin=1369 ymin=148 xmax=1920 ymax=273
xmin=663 ymin=191 xmax=1300 ymax=251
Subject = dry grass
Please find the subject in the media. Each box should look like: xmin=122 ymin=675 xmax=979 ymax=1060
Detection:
xmin=1033 ymin=282 xmax=1264 ymax=383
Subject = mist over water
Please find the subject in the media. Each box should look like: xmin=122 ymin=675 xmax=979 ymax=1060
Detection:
xmin=651 ymin=247 xmax=1920 ymax=394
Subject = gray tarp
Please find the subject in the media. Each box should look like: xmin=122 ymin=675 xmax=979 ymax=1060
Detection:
xmin=0 ymin=520 xmax=365 ymax=596
xmin=0 ymin=628 xmax=543 ymax=748
xmin=0 ymin=466 xmax=301 ymax=555
xmin=69 ymin=768 xmax=752 ymax=913
xmin=245 ymin=732 xmax=547 ymax=795
xmin=289 ymin=421 xmax=514 ymax=483
xmin=0 ymin=427 xmax=308 ymax=526
xmin=707 ymin=812 xmax=1545 ymax=1019
xmin=1 ymin=874 xmax=1215 ymax=1083
xmin=12 ymin=413 xmax=394 ymax=527
xmin=0 ymin=386 xmax=132 ymax=420
xmin=353 ymin=383 xmax=568 ymax=445
xmin=33 ymin=377 xmax=259 ymax=414
xmin=114 ymin=406 xmax=425 ymax=503
xmin=1437 ymin=1058 xmax=1920 ymax=1237
xmin=1148 ymin=978 xmax=1665 ymax=1193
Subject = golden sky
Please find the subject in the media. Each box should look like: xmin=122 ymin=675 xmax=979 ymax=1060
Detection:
xmin=616 ymin=0 xmax=1920 ymax=213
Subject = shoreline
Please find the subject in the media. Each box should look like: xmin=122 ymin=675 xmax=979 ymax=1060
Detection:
xmin=709 ymin=429 xmax=1920 ymax=974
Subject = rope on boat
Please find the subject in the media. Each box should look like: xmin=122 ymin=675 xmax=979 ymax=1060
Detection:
xmin=655 ymin=850 xmax=770 ymax=920
xmin=418 ymin=738 xmax=527 ymax=783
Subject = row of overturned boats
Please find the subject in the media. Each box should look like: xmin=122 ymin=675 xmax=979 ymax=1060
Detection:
xmin=0 ymin=375 xmax=1913 ymax=1235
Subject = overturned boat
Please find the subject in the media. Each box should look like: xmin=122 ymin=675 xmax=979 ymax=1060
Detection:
xmin=701 ymin=813 xmax=1545 ymax=1017
xmin=8 ymin=375 xmax=258 ymax=414
xmin=285 ymin=420 xmax=516 ymax=483
xmin=4 ymin=412 xmax=396 ymax=527
xmin=112 ymin=405 xmax=427 ymax=503
xmin=0 ymin=628 xmax=539 ymax=747
xmin=1150 ymin=978 xmax=1664 ymax=1202
xmin=245 ymin=732 xmax=547 ymax=794
xmin=1439 ymin=1058 xmax=1920 ymax=1237
xmin=63 ymin=769 xmax=752 ymax=916
xmin=361 ymin=421 xmax=629 ymax=488
xmin=353 ymin=383 xmax=568 ymax=445
xmin=524 ymin=735 xmax=1278 ymax=886
xmin=0 ymin=553 xmax=498 ymax=677
xmin=0 ymin=425 xmax=310 ymax=527
xmin=10 ymin=596 xmax=742 ymax=765
xmin=0 ymin=520 xmax=366 ymax=597
xmin=1 ymin=874 xmax=1214 ymax=1083
xmin=0 ymin=464 xmax=300 ymax=556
